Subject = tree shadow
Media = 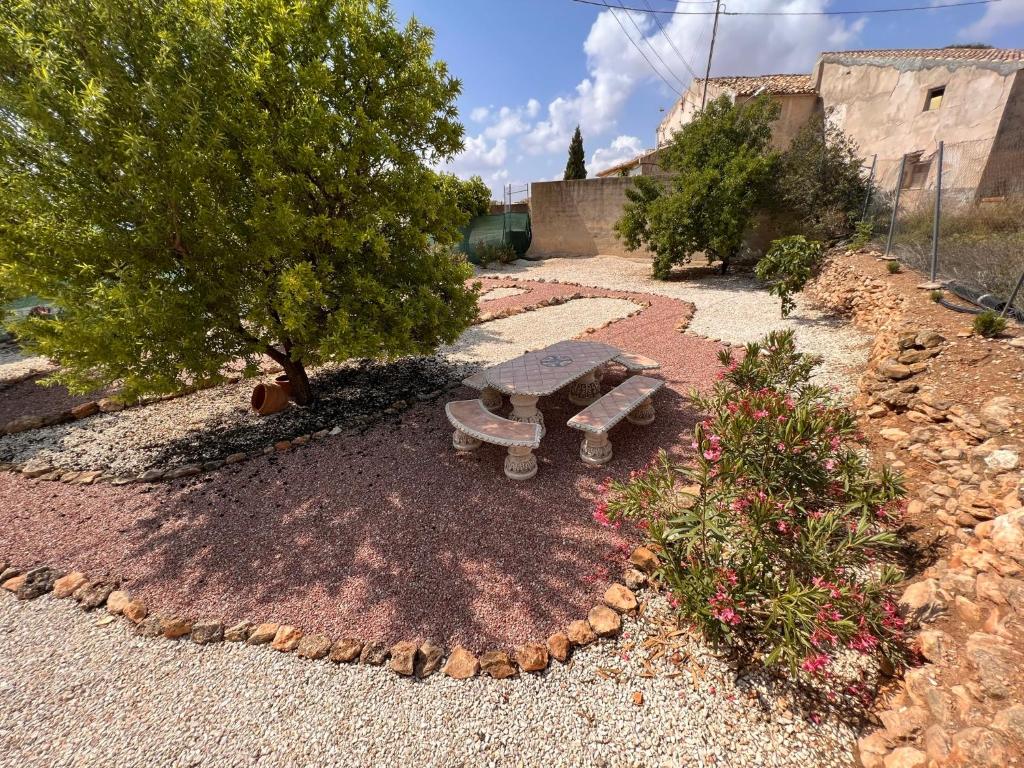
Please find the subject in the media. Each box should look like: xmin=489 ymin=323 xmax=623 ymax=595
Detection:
xmin=117 ymin=382 xmax=699 ymax=650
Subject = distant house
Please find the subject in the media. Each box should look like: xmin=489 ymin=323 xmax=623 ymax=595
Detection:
xmin=656 ymin=74 xmax=820 ymax=150
xmin=813 ymin=48 xmax=1024 ymax=201
xmin=594 ymin=148 xmax=663 ymax=178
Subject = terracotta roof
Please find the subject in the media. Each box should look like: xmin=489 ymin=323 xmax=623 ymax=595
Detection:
xmin=694 ymin=74 xmax=815 ymax=96
xmin=819 ymin=48 xmax=1024 ymax=64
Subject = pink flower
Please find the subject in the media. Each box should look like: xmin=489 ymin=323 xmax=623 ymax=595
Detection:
xmin=801 ymin=653 xmax=830 ymax=674
xmin=823 ymin=459 xmax=836 ymax=471
xmin=753 ymin=409 xmax=769 ymax=420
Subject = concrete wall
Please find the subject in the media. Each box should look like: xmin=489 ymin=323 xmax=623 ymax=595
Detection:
xmin=528 ymin=178 xmax=652 ymax=259
xmin=979 ymin=71 xmax=1024 ymax=198
xmin=815 ymin=55 xmax=1018 ymax=192
xmin=656 ymin=85 xmax=820 ymax=150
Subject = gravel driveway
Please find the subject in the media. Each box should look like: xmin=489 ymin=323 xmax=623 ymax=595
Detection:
xmin=482 ymin=256 xmax=870 ymax=397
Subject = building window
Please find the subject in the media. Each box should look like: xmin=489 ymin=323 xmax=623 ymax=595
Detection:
xmin=901 ymin=152 xmax=932 ymax=189
xmin=924 ymin=86 xmax=945 ymax=112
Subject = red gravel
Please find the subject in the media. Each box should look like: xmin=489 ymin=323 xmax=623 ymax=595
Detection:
xmin=0 ymin=279 xmax=724 ymax=650
xmin=0 ymin=375 xmax=109 ymax=427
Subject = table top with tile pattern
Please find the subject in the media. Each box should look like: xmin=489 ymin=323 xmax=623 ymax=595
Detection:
xmin=483 ymin=340 xmax=621 ymax=396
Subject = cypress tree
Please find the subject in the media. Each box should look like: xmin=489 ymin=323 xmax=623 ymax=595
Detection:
xmin=563 ymin=126 xmax=587 ymax=180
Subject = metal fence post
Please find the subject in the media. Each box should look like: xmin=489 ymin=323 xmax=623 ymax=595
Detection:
xmin=885 ymin=155 xmax=907 ymax=257
xmin=861 ymin=154 xmax=877 ymax=220
xmin=930 ymin=141 xmax=943 ymax=282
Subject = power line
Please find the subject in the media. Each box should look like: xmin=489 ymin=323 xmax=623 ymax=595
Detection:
xmin=602 ymin=1 xmax=683 ymax=94
xmin=615 ymin=2 xmax=691 ymax=88
xmin=640 ymin=0 xmax=701 ymax=79
xmin=572 ymin=0 xmax=1001 ymax=16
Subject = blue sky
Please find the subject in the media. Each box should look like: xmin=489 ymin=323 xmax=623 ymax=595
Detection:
xmin=390 ymin=0 xmax=1024 ymax=197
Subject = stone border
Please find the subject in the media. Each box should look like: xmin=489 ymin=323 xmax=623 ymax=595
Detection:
xmin=1 ymin=279 xmax=692 ymax=486
xmin=0 ymin=545 xmax=659 ymax=682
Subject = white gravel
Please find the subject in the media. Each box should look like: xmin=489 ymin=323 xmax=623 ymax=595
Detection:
xmin=483 ymin=256 xmax=870 ymax=397
xmin=441 ymin=297 xmax=642 ymax=365
xmin=0 ymin=345 xmax=52 ymax=384
xmin=0 ymin=593 xmax=866 ymax=768
xmin=479 ymin=286 xmax=527 ymax=302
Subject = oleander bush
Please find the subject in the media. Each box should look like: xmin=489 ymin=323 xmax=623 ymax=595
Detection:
xmin=598 ymin=330 xmax=907 ymax=675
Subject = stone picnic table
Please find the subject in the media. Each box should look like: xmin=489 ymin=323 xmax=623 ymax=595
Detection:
xmin=482 ymin=339 xmax=622 ymax=436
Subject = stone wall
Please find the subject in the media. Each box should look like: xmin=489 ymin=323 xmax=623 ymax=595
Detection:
xmin=528 ymin=178 xmax=651 ymax=260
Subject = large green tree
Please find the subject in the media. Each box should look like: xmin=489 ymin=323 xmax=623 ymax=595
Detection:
xmin=0 ymin=0 xmax=478 ymax=405
xmin=615 ymin=94 xmax=780 ymax=278
xmin=564 ymin=125 xmax=587 ymax=180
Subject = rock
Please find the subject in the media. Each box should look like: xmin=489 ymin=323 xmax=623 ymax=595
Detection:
xmin=546 ymin=632 xmax=571 ymax=663
xmin=442 ymin=647 xmax=479 ymax=679
xmin=979 ymin=396 xmax=1016 ymax=434
xmin=246 ymin=622 xmax=279 ymax=645
xmin=15 ymin=567 xmax=60 ymax=600
xmin=164 ymin=464 xmax=201 ymax=480
xmin=0 ymin=566 xmax=21 ymax=583
xmin=567 ymin=619 xmax=597 ymax=646
xmin=603 ymin=583 xmax=638 ymax=613
xmin=587 ymin=605 xmax=622 ymax=637
xmin=389 ymin=641 xmax=419 ymax=675
xmin=70 ymin=401 xmax=100 ymax=419
xmin=631 ymin=691 xmax=644 ymax=707
xmin=629 ymin=546 xmax=659 ymax=574
xmin=138 ymin=469 xmax=165 ymax=482
xmin=329 ymin=638 xmax=363 ymax=663
xmin=160 ymin=616 xmax=193 ymax=639
xmin=991 ymin=704 xmax=1024 ymax=736
xmin=224 ymin=452 xmax=248 ymax=465
xmin=296 ymin=633 xmax=332 ymax=660
xmin=916 ymin=330 xmax=945 ymax=348
xmin=5 ymin=415 xmax=44 ymax=434
xmin=879 ymin=706 xmax=930 ymax=741
xmin=883 ymin=747 xmax=925 ymax=768
xmin=21 ymin=461 xmax=54 ymax=478
xmin=989 ymin=508 xmax=1024 ymax=555
xmin=74 ymin=580 xmax=116 ymax=610
xmin=191 ymin=619 xmax=224 ymax=644
xmin=514 ymin=643 xmax=549 ymax=673
xmin=965 ymin=632 xmax=1022 ymax=699
xmin=897 ymin=347 xmax=940 ymax=365
xmin=270 ymin=625 xmax=302 ymax=652
xmin=984 ymin=449 xmax=1019 ymax=472
xmin=949 ymin=727 xmax=1012 ymax=768
xmin=954 ymin=596 xmax=983 ymax=624
xmin=878 ymin=359 xmax=913 ymax=380
xmin=416 ymin=639 xmax=444 ymax=678
xmin=2 ymin=574 xmax=27 ymax=593
xmin=898 ymin=579 xmax=946 ymax=626
xmin=622 ymin=568 xmax=647 ymax=590
xmin=917 ymin=629 xmax=955 ymax=663
xmin=98 ymin=397 xmax=124 ymax=413
xmin=976 ymin=572 xmax=1007 ymax=604
xmin=881 ymin=427 xmax=911 ymax=443
xmin=223 ymin=621 xmax=254 ymax=642
xmin=359 ymin=641 xmax=389 ymax=665
xmin=123 ymin=600 xmax=147 ymax=623
xmin=135 ymin=616 xmax=162 ymax=638
xmin=866 ymin=404 xmax=889 ymax=418
xmin=52 ymin=571 xmax=87 ymax=598
xmin=479 ymin=650 xmax=517 ymax=679
xmin=105 ymin=590 xmax=130 ymax=614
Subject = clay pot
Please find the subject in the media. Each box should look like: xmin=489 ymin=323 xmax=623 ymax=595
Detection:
xmin=274 ymin=374 xmax=292 ymax=398
xmin=251 ymin=383 xmax=290 ymax=416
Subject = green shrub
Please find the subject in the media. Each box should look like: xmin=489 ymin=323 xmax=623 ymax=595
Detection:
xmin=476 ymin=242 xmax=517 ymax=266
xmin=887 ymin=260 xmax=902 ymax=274
xmin=755 ymin=236 xmax=824 ymax=317
xmin=599 ymin=330 xmax=907 ymax=676
xmin=850 ymin=220 xmax=874 ymax=249
xmin=775 ymin=113 xmax=869 ymax=242
xmin=973 ymin=310 xmax=1007 ymax=338
xmin=930 ymin=289 xmax=944 ymax=303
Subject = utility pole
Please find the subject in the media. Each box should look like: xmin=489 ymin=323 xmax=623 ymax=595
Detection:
xmin=701 ymin=0 xmax=722 ymax=110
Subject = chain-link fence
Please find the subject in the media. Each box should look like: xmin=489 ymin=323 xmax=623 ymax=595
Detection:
xmin=869 ymin=135 xmax=1024 ymax=319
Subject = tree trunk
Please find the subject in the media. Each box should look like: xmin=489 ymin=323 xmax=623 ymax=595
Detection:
xmin=281 ymin=358 xmax=313 ymax=406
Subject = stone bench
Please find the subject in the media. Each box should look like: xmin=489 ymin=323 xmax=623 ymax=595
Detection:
xmin=566 ymin=375 xmax=664 ymax=466
xmin=461 ymin=370 xmax=503 ymax=412
xmin=611 ymin=353 xmax=661 ymax=372
xmin=446 ymin=399 xmax=542 ymax=480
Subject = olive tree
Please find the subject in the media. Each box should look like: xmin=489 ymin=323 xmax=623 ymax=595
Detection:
xmin=0 ymin=0 xmax=478 ymax=405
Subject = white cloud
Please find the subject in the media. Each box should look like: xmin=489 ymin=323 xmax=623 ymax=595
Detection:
xmin=469 ymin=106 xmax=490 ymax=123
xmin=959 ymin=1 xmax=1024 ymax=39
xmin=484 ymin=105 xmax=532 ymax=140
xmin=590 ymin=135 xmax=647 ymax=173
